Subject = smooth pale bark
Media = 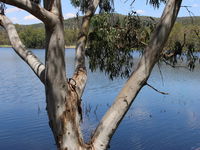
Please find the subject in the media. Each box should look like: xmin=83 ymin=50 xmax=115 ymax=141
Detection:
xmin=0 ymin=14 xmax=45 ymax=83
xmin=0 ymin=0 xmax=55 ymax=23
xmin=72 ymin=0 xmax=100 ymax=99
xmin=43 ymin=1 xmax=90 ymax=149
xmin=56 ymin=0 xmax=101 ymax=149
xmin=44 ymin=18 xmax=92 ymax=150
xmin=45 ymin=0 xmax=62 ymax=16
xmin=91 ymin=0 xmax=182 ymax=149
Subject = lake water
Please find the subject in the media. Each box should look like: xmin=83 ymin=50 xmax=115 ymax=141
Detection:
xmin=0 ymin=48 xmax=200 ymax=150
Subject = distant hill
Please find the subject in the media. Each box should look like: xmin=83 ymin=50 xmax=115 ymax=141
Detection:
xmin=176 ymin=16 xmax=200 ymax=25
xmin=1 ymin=14 xmax=200 ymax=30
xmin=1 ymin=14 xmax=200 ymax=49
xmin=19 ymin=15 xmax=200 ymax=29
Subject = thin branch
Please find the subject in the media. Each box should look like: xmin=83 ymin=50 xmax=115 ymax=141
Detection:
xmin=157 ymin=62 xmax=164 ymax=86
xmin=162 ymin=58 xmax=189 ymax=70
xmin=0 ymin=14 xmax=45 ymax=84
xmin=72 ymin=0 xmax=100 ymax=99
xmin=181 ymin=5 xmax=195 ymax=24
xmin=145 ymin=82 xmax=169 ymax=95
xmin=181 ymin=5 xmax=195 ymax=16
xmin=74 ymin=0 xmax=100 ymax=72
xmin=0 ymin=0 xmax=55 ymax=24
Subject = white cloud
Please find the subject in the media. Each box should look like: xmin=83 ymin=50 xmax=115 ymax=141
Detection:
xmin=24 ymin=15 xmax=38 ymax=20
xmin=10 ymin=17 xmax=18 ymax=23
xmin=192 ymin=4 xmax=199 ymax=7
xmin=136 ymin=9 xmax=145 ymax=15
xmin=64 ymin=13 xmax=76 ymax=19
xmin=6 ymin=8 xmax=22 ymax=14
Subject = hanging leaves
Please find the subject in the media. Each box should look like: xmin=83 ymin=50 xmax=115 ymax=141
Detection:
xmin=0 ymin=2 xmax=6 ymax=15
xmin=146 ymin=0 xmax=166 ymax=8
xmin=70 ymin=0 xmax=114 ymax=13
xmin=86 ymin=12 xmax=155 ymax=79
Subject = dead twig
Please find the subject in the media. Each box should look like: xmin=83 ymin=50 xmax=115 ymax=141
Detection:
xmin=145 ymin=82 xmax=169 ymax=95
xmin=162 ymin=59 xmax=190 ymax=70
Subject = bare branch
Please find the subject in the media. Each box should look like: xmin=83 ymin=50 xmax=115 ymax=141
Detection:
xmin=74 ymin=0 xmax=100 ymax=73
xmin=181 ymin=6 xmax=195 ymax=17
xmin=162 ymin=58 xmax=189 ymax=70
xmin=91 ymin=0 xmax=182 ymax=149
xmin=72 ymin=0 xmax=100 ymax=98
xmin=145 ymin=82 xmax=169 ymax=95
xmin=0 ymin=0 xmax=55 ymax=24
xmin=0 ymin=14 xmax=45 ymax=84
xmin=157 ymin=62 xmax=164 ymax=86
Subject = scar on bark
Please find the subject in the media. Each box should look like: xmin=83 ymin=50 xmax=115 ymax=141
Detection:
xmin=123 ymin=99 xmax=128 ymax=106
xmin=68 ymin=78 xmax=83 ymax=121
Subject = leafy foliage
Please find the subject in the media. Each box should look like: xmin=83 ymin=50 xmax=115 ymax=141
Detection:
xmin=163 ymin=22 xmax=200 ymax=70
xmin=99 ymin=0 xmax=114 ymax=13
xmin=19 ymin=27 xmax=45 ymax=49
xmin=64 ymin=29 xmax=79 ymax=46
xmin=86 ymin=12 xmax=154 ymax=79
xmin=1 ymin=15 xmax=200 ymax=72
xmin=0 ymin=2 xmax=6 ymax=15
xmin=70 ymin=0 xmax=114 ymax=13
xmin=146 ymin=0 xmax=166 ymax=8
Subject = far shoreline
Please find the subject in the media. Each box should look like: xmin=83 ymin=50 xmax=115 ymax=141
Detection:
xmin=0 ymin=45 xmax=12 ymax=48
xmin=0 ymin=45 xmax=76 ymax=49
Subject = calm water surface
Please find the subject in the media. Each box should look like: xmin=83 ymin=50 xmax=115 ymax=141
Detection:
xmin=0 ymin=48 xmax=200 ymax=150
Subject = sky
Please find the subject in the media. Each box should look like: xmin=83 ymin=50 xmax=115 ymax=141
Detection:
xmin=4 ymin=0 xmax=200 ymax=25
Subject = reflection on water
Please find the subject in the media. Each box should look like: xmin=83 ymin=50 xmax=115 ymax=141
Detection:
xmin=0 ymin=48 xmax=200 ymax=150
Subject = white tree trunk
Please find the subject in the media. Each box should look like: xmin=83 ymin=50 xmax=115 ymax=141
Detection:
xmin=91 ymin=0 xmax=182 ymax=149
xmin=43 ymin=1 xmax=86 ymax=148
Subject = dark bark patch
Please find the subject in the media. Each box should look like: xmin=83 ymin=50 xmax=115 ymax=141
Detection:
xmin=123 ymin=99 xmax=128 ymax=106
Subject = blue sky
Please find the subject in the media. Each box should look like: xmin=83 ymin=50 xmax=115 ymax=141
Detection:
xmin=4 ymin=0 xmax=200 ymax=25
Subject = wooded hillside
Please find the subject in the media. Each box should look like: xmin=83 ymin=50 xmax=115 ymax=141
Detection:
xmin=1 ymin=14 xmax=200 ymax=50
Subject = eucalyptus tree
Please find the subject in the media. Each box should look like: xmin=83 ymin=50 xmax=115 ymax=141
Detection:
xmin=0 ymin=0 xmax=182 ymax=150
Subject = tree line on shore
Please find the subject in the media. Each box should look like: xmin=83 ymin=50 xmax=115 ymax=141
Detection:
xmin=0 ymin=14 xmax=200 ymax=51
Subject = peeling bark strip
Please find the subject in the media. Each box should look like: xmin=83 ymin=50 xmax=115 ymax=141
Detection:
xmin=91 ymin=0 xmax=182 ymax=149
xmin=0 ymin=14 xmax=45 ymax=83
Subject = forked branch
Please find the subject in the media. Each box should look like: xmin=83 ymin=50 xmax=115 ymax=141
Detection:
xmin=0 ymin=14 xmax=45 ymax=84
